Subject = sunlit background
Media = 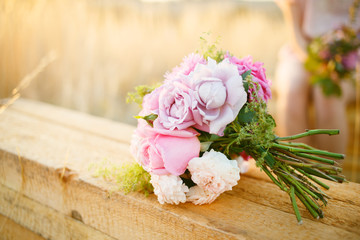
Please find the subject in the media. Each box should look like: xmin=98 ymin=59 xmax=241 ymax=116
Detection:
xmin=0 ymin=0 xmax=358 ymax=181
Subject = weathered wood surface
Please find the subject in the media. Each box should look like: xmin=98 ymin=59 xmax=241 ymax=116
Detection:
xmin=0 ymin=99 xmax=359 ymax=240
xmin=0 ymin=214 xmax=45 ymax=240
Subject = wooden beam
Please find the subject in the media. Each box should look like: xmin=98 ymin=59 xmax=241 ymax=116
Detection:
xmin=0 ymin=213 xmax=45 ymax=240
xmin=0 ymin=99 xmax=359 ymax=239
xmin=0 ymin=184 xmax=116 ymax=240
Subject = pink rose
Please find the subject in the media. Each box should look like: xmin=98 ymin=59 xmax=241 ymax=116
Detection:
xmin=342 ymin=51 xmax=358 ymax=70
xmin=141 ymin=80 xmax=197 ymax=131
xmin=141 ymin=86 xmax=163 ymax=115
xmin=155 ymin=81 xmax=197 ymax=130
xmin=225 ymin=54 xmax=271 ymax=102
xmin=165 ymin=53 xmax=206 ymax=82
xmin=190 ymin=58 xmax=247 ymax=135
xmin=131 ymin=119 xmax=200 ymax=176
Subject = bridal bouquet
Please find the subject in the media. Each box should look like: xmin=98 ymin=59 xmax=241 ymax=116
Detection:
xmin=305 ymin=25 xmax=360 ymax=96
xmin=127 ymin=42 xmax=345 ymax=224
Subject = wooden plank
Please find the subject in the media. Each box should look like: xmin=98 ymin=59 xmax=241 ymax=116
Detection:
xmin=0 ymin=184 xmax=116 ymax=240
xmin=0 ymin=99 xmax=359 ymax=239
xmin=11 ymin=99 xmax=360 ymax=207
xmin=0 ymin=213 xmax=45 ymax=240
xmin=8 ymin=98 xmax=134 ymax=144
xmin=233 ymin=175 xmax=360 ymax=234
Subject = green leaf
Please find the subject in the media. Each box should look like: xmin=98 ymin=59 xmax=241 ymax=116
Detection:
xmin=126 ymin=83 xmax=161 ymax=106
xmin=241 ymin=70 xmax=252 ymax=80
xmin=243 ymin=81 xmax=249 ymax=93
xmin=237 ymin=106 xmax=257 ymax=124
xmin=320 ymin=78 xmax=342 ymax=96
xmin=209 ymin=134 xmax=221 ymax=141
xmin=135 ymin=114 xmax=158 ymax=127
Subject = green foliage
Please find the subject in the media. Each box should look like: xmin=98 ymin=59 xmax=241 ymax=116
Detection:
xmin=89 ymin=160 xmax=153 ymax=196
xmin=126 ymin=83 xmax=160 ymax=107
xmin=135 ymin=114 xmax=158 ymax=127
xmin=206 ymin=77 xmax=276 ymax=165
xmin=198 ymin=32 xmax=225 ymax=62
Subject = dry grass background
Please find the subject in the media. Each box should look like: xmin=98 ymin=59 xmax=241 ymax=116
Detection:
xmin=0 ymin=0 xmax=285 ymax=124
xmin=0 ymin=0 xmax=359 ymax=181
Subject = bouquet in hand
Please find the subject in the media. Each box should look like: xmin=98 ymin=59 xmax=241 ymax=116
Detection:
xmin=128 ymin=41 xmax=345 ymax=224
xmin=305 ymin=25 xmax=360 ymax=96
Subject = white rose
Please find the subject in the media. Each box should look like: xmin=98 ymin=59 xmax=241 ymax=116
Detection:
xmin=187 ymin=149 xmax=240 ymax=195
xmin=150 ymin=174 xmax=189 ymax=205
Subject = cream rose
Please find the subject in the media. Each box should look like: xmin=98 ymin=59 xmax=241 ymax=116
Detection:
xmin=187 ymin=149 xmax=240 ymax=195
xmin=150 ymin=174 xmax=189 ymax=205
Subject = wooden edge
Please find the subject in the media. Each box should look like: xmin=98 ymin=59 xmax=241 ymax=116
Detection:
xmin=0 ymin=152 xmax=241 ymax=240
xmin=2 ymin=151 xmax=359 ymax=240
xmin=9 ymin=98 xmax=135 ymax=144
xmin=9 ymin=99 xmax=360 ymax=206
xmin=0 ymin=99 xmax=359 ymax=239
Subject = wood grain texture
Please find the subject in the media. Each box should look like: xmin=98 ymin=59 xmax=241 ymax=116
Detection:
xmin=0 ymin=213 xmax=45 ymax=240
xmin=0 ymin=186 xmax=115 ymax=240
xmin=0 ymin=99 xmax=359 ymax=240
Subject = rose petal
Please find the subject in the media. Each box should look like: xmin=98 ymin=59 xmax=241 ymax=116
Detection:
xmin=208 ymin=105 xmax=234 ymax=135
xmin=225 ymin=75 xmax=246 ymax=108
xmin=156 ymin=135 xmax=200 ymax=175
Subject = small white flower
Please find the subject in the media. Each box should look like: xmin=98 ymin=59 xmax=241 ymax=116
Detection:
xmin=187 ymin=149 xmax=240 ymax=195
xmin=150 ymin=174 xmax=189 ymax=205
xmin=186 ymin=186 xmax=220 ymax=205
xmin=236 ymin=156 xmax=250 ymax=174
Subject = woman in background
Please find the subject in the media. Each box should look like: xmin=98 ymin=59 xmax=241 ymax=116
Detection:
xmin=275 ymin=0 xmax=359 ymax=153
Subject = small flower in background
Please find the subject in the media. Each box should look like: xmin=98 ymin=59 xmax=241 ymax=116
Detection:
xmin=305 ymin=25 xmax=360 ymax=96
xmin=342 ymin=51 xmax=358 ymax=70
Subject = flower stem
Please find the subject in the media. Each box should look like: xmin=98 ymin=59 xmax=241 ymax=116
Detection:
xmin=289 ymin=186 xmax=303 ymax=224
xmin=276 ymin=129 xmax=340 ymax=141
xmin=293 ymin=152 xmax=336 ymax=165
xmin=272 ymin=143 xmax=344 ymax=159
xmin=279 ymin=141 xmax=316 ymax=150
xmin=295 ymin=168 xmax=330 ymax=190
xmin=294 ymin=190 xmax=320 ymax=219
xmin=261 ymin=165 xmax=288 ymax=191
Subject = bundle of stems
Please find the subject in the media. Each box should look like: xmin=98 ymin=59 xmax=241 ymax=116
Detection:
xmin=209 ymin=126 xmax=345 ymax=224
xmin=252 ymin=129 xmax=345 ymax=224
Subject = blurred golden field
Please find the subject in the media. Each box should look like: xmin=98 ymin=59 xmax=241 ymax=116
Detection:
xmin=0 ymin=0 xmax=359 ymax=181
xmin=0 ymin=0 xmax=285 ymax=124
